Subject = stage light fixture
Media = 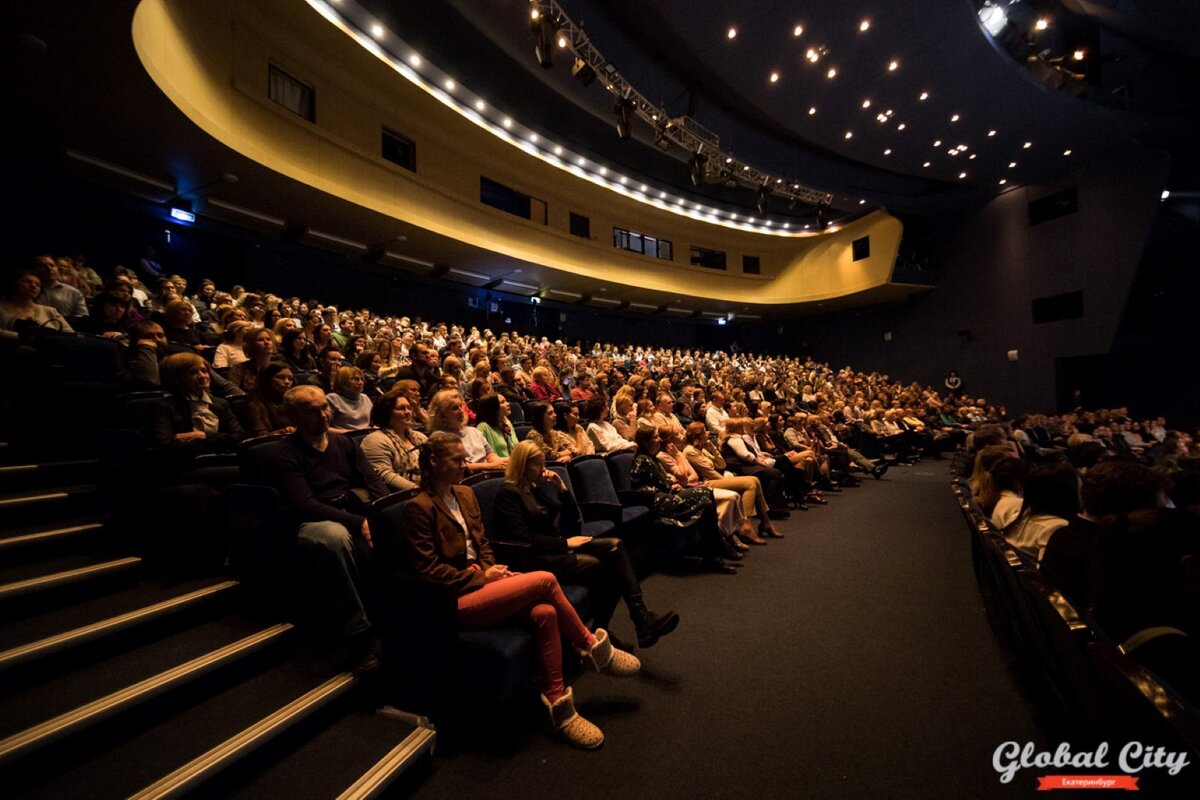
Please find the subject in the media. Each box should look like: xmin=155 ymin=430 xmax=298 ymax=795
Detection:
xmin=756 ymin=185 xmax=769 ymax=215
xmin=615 ymin=96 xmax=635 ymax=140
xmin=533 ymin=15 xmax=557 ymax=69
xmin=689 ymin=151 xmax=708 ymax=186
xmin=571 ymin=57 xmax=596 ymax=86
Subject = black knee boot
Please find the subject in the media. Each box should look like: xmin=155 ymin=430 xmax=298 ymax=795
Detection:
xmin=626 ymin=592 xmax=680 ymax=649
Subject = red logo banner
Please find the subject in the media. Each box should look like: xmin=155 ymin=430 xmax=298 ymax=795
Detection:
xmin=1037 ymin=775 xmax=1140 ymax=791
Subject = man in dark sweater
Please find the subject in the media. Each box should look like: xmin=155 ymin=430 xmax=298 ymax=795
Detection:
xmin=393 ymin=341 xmax=440 ymax=401
xmin=271 ymin=385 xmax=389 ymax=672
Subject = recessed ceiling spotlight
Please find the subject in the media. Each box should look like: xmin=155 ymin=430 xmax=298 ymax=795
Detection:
xmin=727 ymin=27 xmax=737 ymax=40
xmin=884 ymin=148 xmax=892 ymax=155
xmin=725 ymin=156 xmax=733 ymax=163
xmin=968 ymin=153 xmax=977 ymax=160
xmin=1063 ymin=149 xmax=1072 ymax=156
xmin=923 ymin=162 xmax=931 ymax=168
xmin=529 ymin=133 xmax=538 ymax=142
xmin=859 ymin=199 xmax=866 ymax=204
xmin=408 ymin=54 xmax=421 ymax=67
xmin=948 ymin=149 xmax=958 ymax=156
xmin=1035 ymin=18 xmax=1049 ymax=31
xmin=474 ymin=99 xmax=486 ymax=111
xmin=742 ymin=165 xmax=750 ymax=171
xmin=770 ymin=71 xmax=780 ymax=84
xmin=576 ymin=157 xmax=585 ymax=165
xmin=933 ymin=139 xmax=942 ymax=147
xmin=987 ymin=129 xmax=996 ymax=137
xmin=885 ymin=109 xmax=895 ymax=117
xmin=599 ymin=167 xmax=607 ymax=175
xmin=999 ymin=179 xmax=1007 ymax=185
xmin=557 ymin=34 xmax=568 ymax=48
xmin=897 ymin=123 xmax=906 ymax=131
xmin=826 ymin=67 xmax=837 ymax=79
xmin=888 ymin=60 xmax=899 ymax=72
xmin=877 ymin=113 xmax=887 ymax=123
xmin=844 ymin=131 xmax=853 ymax=139
xmin=620 ymin=176 xmax=628 ymax=184
xmin=919 ymin=91 xmax=929 ymax=101
xmin=1008 ymin=161 xmax=1017 ymax=168
xmin=958 ymin=172 xmax=967 ymax=179
xmin=370 ymin=23 xmax=384 ymax=38
xmin=502 ymin=117 xmax=512 ymax=128
xmin=862 ymin=99 xmax=872 ymax=108
xmin=793 ymin=24 xmax=804 ymax=37
xmin=659 ymin=191 xmax=667 ymax=198
xmin=640 ymin=183 xmax=648 ymax=191
xmin=554 ymin=145 xmax=563 ymax=155
xmin=1072 ymin=49 xmax=1085 ymax=61
xmin=444 ymin=79 xmax=456 ymax=91
xmin=950 ymin=113 xmax=960 ymax=122
xmin=806 ymin=48 xmax=818 ymax=61
xmin=530 ymin=7 xmax=540 ymax=20
xmin=808 ymin=106 xmax=817 ymax=115
xmin=775 ymin=178 xmax=783 ymax=184
xmin=1023 ymin=141 xmax=1032 ymax=149
xmin=859 ymin=19 xmax=871 ymax=32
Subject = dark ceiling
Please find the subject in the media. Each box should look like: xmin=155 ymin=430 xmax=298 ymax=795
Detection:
xmin=367 ymin=0 xmax=1199 ymax=222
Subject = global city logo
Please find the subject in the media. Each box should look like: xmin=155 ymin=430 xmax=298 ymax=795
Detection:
xmin=993 ymin=742 xmax=1190 ymax=791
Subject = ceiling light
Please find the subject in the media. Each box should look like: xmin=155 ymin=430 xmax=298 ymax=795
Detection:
xmin=770 ymin=71 xmax=780 ymax=84
xmin=950 ymin=113 xmax=960 ymax=122
xmin=999 ymin=179 xmax=1008 ymax=185
xmin=958 ymin=172 xmax=967 ymax=179
xmin=1063 ymin=149 xmax=1072 ymax=156
xmin=885 ymin=109 xmax=894 ymax=117
xmin=742 ymin=165 xmax=750 ymax=171
xmin=859 ymin=19 xmax=871 ymax=32
xmin=923 ymin=162 xmax=931 ymax=168
xmin=620 ymin=176 xmax=628 ymax=184
xmin=1035 ymin=18 xmax=1049 ymax=31
xmin=808 ymin=106 xmax=817 ymax=115
xmin=598 ymin=167 xmax=607 ymax=175
xmin=919 ymin=91 xmax=929 ymax=101
xmin=1023 ymin=141 xmax=1032 ymax=149
xmin=844 ymin=131 xmax=853 ymax=139
xmin=530 ymin=7 xmax=540 ymax=20
xmin=969 ymin=153 xmax=977 ymax=160
xmin=806 ymin=48 xmax=818 ymax=61
xmin=859 ymin=199 xmax=866 ymax=205
xmin=1072 ymin=49 xmax=1085 ymax=61
xmin=933 ymin=139 xmax=942 ymax=147
xmin=659 ymin=191 xmax=667 ymax=198
xmin=862 ymin=99 xmax=872 ymax=109
xmin=1161 ymin=190 xmax=1170 ymax=201
xmin=979 ymin=5 xmax=1008 ymax=36
xmin=949 ymin=149 xmax=958 ymax=156
xmin=884 ymin=148 xmax=892 ymax=155
xmin=444 ymin=79 xmax=456 ymax=91
xmin=529 ymin=133 xmax=538 ymax=142
xmin=1008 ymin=161 xmax=1017 ymax=168
xmin=793 ymin=24 xmax=804 ymax=37
xmin=877 ymin=114 xmax=888 ymax=123
xmin=577 ymin=157 xmax=586 ymax=166
xmin=474 ymin=99 xmax=486 ymax=111
xmin=987 ymin=129 xmax=996 ymax=137
xmin=727 ymin=27 xmax=737 ymax=40
xmin=639 ymin=184 xmax=648 ymax=191
xmin=554 ymin=145 xmax=563 ymax=155
xmin=826 ymin=67 xmax=837 ymax=79
xmin=897 ymin=123 xmax=906 ymax=130
xmin=888 ymin=60 xmax=899 ymax=72
xmin=408 ymin=54 xmax=421 ymax=67
xmin=370 ymin=23 xmax=384 ymax=38
xmin=502 ymin=117 xmax=512 ymax=128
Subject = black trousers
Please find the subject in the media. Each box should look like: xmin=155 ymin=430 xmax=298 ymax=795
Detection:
xmin=537 ymin=537 xmax=640 ymax=628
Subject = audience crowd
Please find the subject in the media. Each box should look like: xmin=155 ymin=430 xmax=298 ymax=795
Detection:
xmin=4 ymin=250 xmax=1199 ymax=744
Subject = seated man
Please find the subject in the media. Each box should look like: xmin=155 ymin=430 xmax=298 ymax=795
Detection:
xmin=269 ymin=385 xmax=389 ymax=672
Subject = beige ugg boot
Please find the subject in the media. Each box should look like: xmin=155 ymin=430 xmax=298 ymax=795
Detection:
xmin=581 ymin=628 xmax=641 ymax=676
xmin=541 ymin=687 xmax=604 ymax=750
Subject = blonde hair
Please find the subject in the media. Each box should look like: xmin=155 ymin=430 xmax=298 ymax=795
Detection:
xmin=334 ymin=365 xmax=364 ymax=394
xmin=159 ymin=352 xmax=207 ymax=393
xmin=505 ymin=440 xmax=544 ymax=491
xmin=428 ymin=389 xmax=465 ymax=432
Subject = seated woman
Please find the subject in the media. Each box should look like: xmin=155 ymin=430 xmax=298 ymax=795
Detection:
xmin=584 ymin=397 xmax=636 ymax=453
xmin=525 ymin=401 xmax=573 ymax=463
xmin=76 ymin=290 xmax=135 ymax=339
xmin=228 ymin=327 xmax=277 ymax=393
xmin=243 ymin=362 xmax=296 ymax=437
xmin=279 ymin=328 xmax=317 ymax=373
xmin=392 ymin=379 xmax=430 ymax=432
xmin=475 ymin=393 xmax=518 ymax=459
xmin=0 ymin=270 xmax=73 ymax=335
xmin=327 ymin=365 xmax=374 ymax=431
xmin=682 ymin=422 xmax=781 ymax=542
xmin=428 ymin=388 xmax=505 ymax=472
xmin=151 ymin=352 xmax=246 ymax=462
xmin=760 ymin=415 xmax=825 ymax=505
xmin=528 ymin=365 xmax=564 ymax=401
xmin=213 ymin=320 xmax=252 ymax=370
xmin=656 ymin=426 xmax=753 ymax=549
xmin=403 ymin=432 xmax=640 ymax=749
xmin=355 ymin=351 xmax=385 ymax=400
xmin=553 ymin=402 xmax=595 ymax=458
xmin=611 ymin=395 xmax=639 ymax=442
xmin=1005 ymin=461 xmax=1080 ymax=561
xmin=631 ymin=426 xmax=739 ymax=574
xmin=360 ymin=387 xmax=426 ymax=492
xmin=493 ymin=441 xmax=679 ymax=648
xmin=723 ymin=418 xmax=791 ymax=515
xmin=972 ymin=445 xmax=1025 ymax=526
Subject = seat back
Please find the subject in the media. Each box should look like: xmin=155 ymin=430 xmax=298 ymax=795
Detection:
xmin=506 ymin=402 xmax=525 ymax=424
xmin=468 ymin=476 xmax=507 ymax=538
xmin=606 ymin=451 xmax=636 ymax=493
xmin=369 ymin=488 xmax=422 ymax=575
xmin=514 ymin=423 xmax=533 ymax=442
xmin=569 ymin=455 xmax=621 ymax=506
xmin=547 ymin=464 xmax=586 ymax=531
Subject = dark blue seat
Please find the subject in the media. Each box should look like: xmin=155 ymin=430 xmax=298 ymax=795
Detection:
xmin=548 ymin=463 xmax=615 ymax=538
xmin=569 ymin=455 xmax=650 ymax=529
xmin=506 ymin=402 xmax=525 ymax=424
xmin=514 ymin=423 xmax=533 ymax=441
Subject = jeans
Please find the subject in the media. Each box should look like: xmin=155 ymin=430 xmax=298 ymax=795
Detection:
xmin=457 ymin=570 xmax=593 ymax=700
xmin=296 ymin=521 xmax=370 ymax=638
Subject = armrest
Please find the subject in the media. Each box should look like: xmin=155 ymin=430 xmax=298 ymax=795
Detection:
xmin=618 ymin=489 xmax=656 ymax=508
xmin=578 ymin=500 xmax=622 ymax=525
xmin=490 ymin=537 xmax=533 ymax=571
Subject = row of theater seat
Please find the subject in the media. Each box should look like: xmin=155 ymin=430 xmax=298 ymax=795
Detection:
xmin=949 ymin=454 xmax=1200 ymax=792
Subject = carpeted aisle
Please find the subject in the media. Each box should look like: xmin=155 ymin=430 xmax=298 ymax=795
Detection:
xmin=411 ymin=464 xmax=1048 ymax=799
